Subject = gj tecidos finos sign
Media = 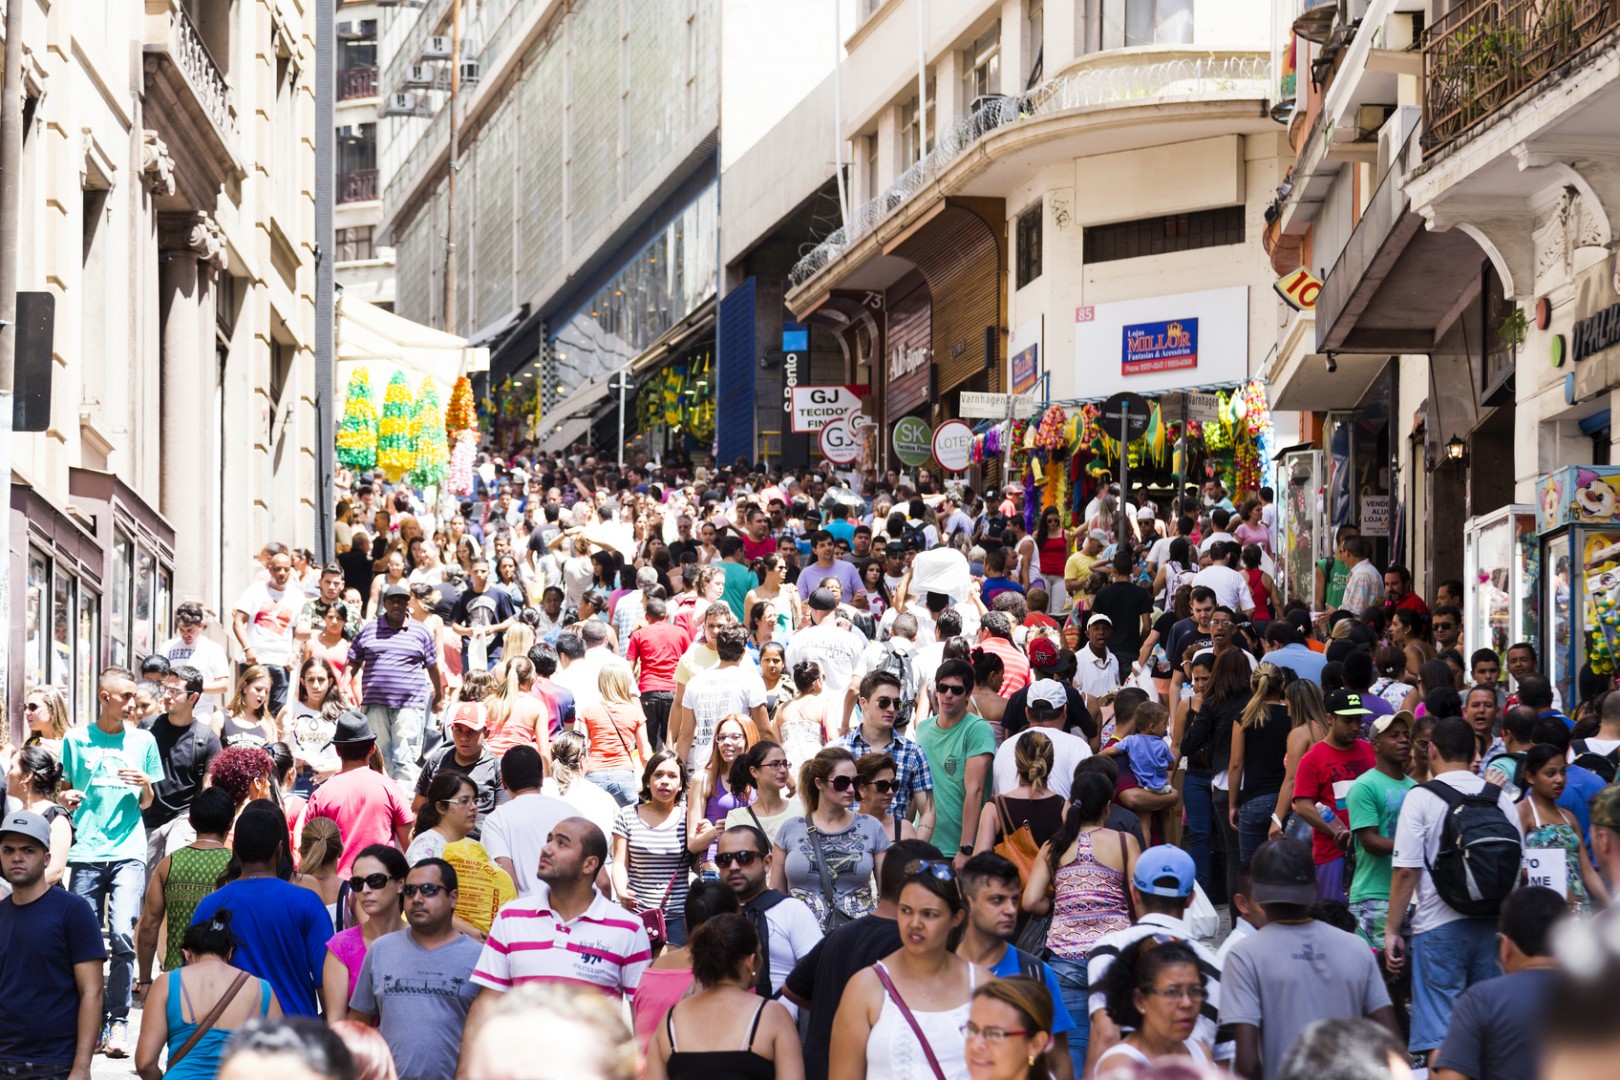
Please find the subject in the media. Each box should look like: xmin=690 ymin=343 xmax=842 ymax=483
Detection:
xmin=1122 ymin=318 xmax=1199 ymax=376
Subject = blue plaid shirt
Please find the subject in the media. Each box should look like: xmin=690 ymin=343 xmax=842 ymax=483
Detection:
xmin=837 ymin=727 xmax=934 ymax=821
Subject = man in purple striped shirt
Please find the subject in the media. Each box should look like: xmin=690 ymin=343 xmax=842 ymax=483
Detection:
xmin=348 ymin=583 xmax=443 ymax=785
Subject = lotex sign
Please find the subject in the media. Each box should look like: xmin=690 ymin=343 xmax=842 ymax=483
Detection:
xmin=789 ymin=385 xmax=868 ymax=433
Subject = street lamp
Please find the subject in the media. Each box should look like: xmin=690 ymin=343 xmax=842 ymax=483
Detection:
xmin=1444 ymin=435 xmax=1468 ymax=465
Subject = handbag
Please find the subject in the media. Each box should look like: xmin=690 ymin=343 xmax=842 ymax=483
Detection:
xmin=806 ymin=818 xmax=854 ymax=930
xmin=639 ymin=863 xmax=683 ymax=947
xmin=872 ymin=962 xmax=949 ymax=1080
xmin=167 ymin=969 xmax=253 ymax=1070
xmin=992 ymin=797 xmax=1041 ymax=893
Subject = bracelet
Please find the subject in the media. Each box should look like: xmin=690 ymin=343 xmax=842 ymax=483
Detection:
xmin=1271 ymin=814 xmax=1284 ymax=829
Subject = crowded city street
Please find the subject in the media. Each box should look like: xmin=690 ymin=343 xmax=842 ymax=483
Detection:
xmin=5 ymin=0 xmax=1620 ymax=1079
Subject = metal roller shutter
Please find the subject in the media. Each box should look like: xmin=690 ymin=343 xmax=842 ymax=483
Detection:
xmin=891 ymin=202 xmax=1004 ymax=399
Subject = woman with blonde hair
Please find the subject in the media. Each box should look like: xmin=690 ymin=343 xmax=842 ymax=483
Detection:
xmin=21 ymin=685 xmax=70 ymax=754
xmin=686 ymin=714 xmax=758 ymax=873
xmin=544 ymin=730 xmax=621 ymax=841
xmin=973 ymin=730 xmax=1066 ymax=856
xmin=501 ymin=623 xmax=536 ymax=666
xmin=579 ymin=660 xmax=651 ymax=807
xmin=1227 ymin=661 xmax=1293 ymax=867
xmin=292 ymin=816 xmax=344 ymax=927
xmin=1268 ymin=679 xmax=1331 ymax=843
xmin=484 ymin=655 xmax=550 ymax=758
xmin=216 ymin=665 xmax=278 ymax=748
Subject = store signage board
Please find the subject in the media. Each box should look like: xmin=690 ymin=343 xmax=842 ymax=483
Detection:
xmin=959 ymin=392 xmax=1038 ymax=419
xmin=819 ymin=417 xmax=859 ymax=463
xmin=893 ymin=417 xmax=933 ymax=466
xmin=1274 ymin=268 xmax=1322 ymax=311
xmin=1073 ymin=286 xmax=1249 ymax=397
xmin=1159 ymin=391 xmax=1222 ymax=425
xmin=790 ymin=385 xmax=868 ymax=433
xmin=1360 ymin=495 xmax=1391 ymax=538
xmin=1100 ymin=392 xmax=1153 ymax=442
xmin=1010 ymin=318 xmax=1043 ymax=395
xmin=932 ymin=419 xmax=974 ymax=473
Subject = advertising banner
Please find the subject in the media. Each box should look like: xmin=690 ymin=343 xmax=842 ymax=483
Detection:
xmin=1009 ymin=318 xmax=1042 ymax=395
xmin=1073 ymin=286 xmax=1250 ymax=397
xmin=789 ymin=385 xmax=868 ymax=433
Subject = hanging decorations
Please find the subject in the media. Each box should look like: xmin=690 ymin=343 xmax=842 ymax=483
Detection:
xmin=376 ymin=371 xmax=416 ymax=481
xmin=410 ymin=381 xmax=449 ymax=488
xmin=335 ymin=368 xmax=378 ymax=471
xmin=445 ymin=376 xmax=476 ymax=436
xmin=446 ymin=430 xmax=477 ymax=496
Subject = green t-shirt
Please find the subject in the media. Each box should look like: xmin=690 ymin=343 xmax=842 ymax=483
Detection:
xmin=1318 ymin=557 xmax=1351 ymax=609
xmin=60 ymin=724 xmax=164 ymax=862
xmin=719 ymin=561 xmax=759 ymax=622
xmin=915 ymin=712 xmax=997 ymax=854
xmin=1345 ymin=766 xmax=1416 ymax=906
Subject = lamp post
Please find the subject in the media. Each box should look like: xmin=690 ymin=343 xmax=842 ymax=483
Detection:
xmin=610 ymin=369 xmax=633 ymax=467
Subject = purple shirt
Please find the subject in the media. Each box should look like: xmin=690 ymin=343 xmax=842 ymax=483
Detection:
xmin=348 ymin=618 xmax=437 ymax=709
xmin=797 ymin=559 xmax=862 ymax=600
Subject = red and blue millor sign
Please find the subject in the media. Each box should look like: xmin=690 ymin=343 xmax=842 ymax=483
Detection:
xmin=1122 ymin=317 xmax=1199 ymax=375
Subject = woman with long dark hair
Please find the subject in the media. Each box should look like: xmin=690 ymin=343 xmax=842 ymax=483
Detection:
xmin=1034 ymin=505 xmax=1070 ymax=614
xmin=1186 ymin=647 xmax=1253 ymax=909
xmin=744 ymin=554 xmax=801 ymax=636
xmin=630 ymin=881 xmax=741 ymax=1055
xmin=6 ymin=745 xmax=70 ymax=886
xmin=613 ymin=750 xmax=696 ymax=948
xmin=322 ymin=844 xmax=408 ymax=1022
xmin=772 ymin=747 xmax=890 ymax=932
xmin=722 ymin=739 xmax=803 ymax=842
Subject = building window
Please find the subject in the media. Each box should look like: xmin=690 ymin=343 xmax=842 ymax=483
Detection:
xmin=336 ymin=226 xmax=375 ymax=262
xmin=1101 ymin=0 xmax=1194 ymax=50
xmin=962 ymin=23 xmax=1002 ymax=108
xmin=110 ymin=531 xmax=131 ymax=668
xmin=1017 ymin=202 xmax=1043 ymax=288
xmin=1084 ymin=206 xmax=1245 ymax=264
xmin=901 ymin=82 xmax=936 ymax=166
xmin=25 ymin=549 xmax=47 ymax=692
xmin=338 ymin=124 xmax=378 ymax=203
xmin=866 ymin=134 xmax=880 ymax=201
xmin=1027 ymin=1 xmax=1045 ymax=88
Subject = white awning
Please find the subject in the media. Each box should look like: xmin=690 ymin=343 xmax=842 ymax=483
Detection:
xmin=335 ymin=294 xmax=489 ymax=402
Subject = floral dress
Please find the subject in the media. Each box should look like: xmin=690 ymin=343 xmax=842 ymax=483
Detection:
xmin=1368 ymin=676 xmax=1414 ymax=710
xmin=1525 ymin=800 xmax=1590 ymax=911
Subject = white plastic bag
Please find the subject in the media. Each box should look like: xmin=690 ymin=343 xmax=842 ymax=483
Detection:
xmin=1127 ymin=661 xmax=1159 ymax=703
xmin=1186 ymin=881 xmax=1219 ymax=940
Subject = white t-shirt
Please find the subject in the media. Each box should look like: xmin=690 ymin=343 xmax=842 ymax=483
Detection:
xmin=540 ymin=776 xmax=620 ymax=847
xmin=1198 ymin=531 xmax=1237 ymax=556
xmin=554 ymin=647 xmax=615 ymax=714
xmin=480 ymin=791 xmax=576 ymax=897
xmin=1076 ymin=648 xmax=1121 ymax=698
xmin=1146 ymin=535 xmax=1175 ymax=569
xmin=157 ymin=635 xmax=231 ymax=721
xmin=1391 ymin=769 xmax=1524 ymax=934
xmin=1191 ymin=564 xmax=1255 ymax=614
xmin=784 ymin=621 xmax=869 ymax=708
xmin=681 ymin=664 xmax=768 ymax=771
xmin=233 ymin=581 xmax=304 ymax=666
xmin=993 ymin=725 xmax=1092 ymax=799
xmin=747 ymin=892 xmax=823 ymax=1003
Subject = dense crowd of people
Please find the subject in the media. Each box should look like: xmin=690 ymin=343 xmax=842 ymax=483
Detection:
xmin=2 ymin=448 xmax=1619 ymax=1080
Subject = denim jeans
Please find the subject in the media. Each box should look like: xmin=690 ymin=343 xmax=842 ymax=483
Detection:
xmin=1213 ymin=784 xmax=1241 ymax=907
xmin=365 ymin=705 xmax=426 ymax=786
xmin=1410 ymin=917 xmax=1500 ymax=1052
xmin=586 ymin=769 xmax=638 ymax=807
xmin=1182 ymin=772 xmax=1214 ymax=895
xmin=1237 ymin=795 xmax=1276 ymax=869
xmin=1046 ymin=954 xmax=1089 ymax=1077
xmin=69 ymin=858 xmax=145 ymax=1022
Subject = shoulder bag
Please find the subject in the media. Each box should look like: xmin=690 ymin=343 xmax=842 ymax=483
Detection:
xmin=638 ymin=864 xmax=683 ymax=947
xmin=167 ymin=969 xmax=253 ymax=1070
xmin=806 ymin=817 xmax=854 ymax=930
xmin=992 ymin=796 xmax=1041 ymax=891
xmin=871 ymin=962 xmax=949 ymax=1080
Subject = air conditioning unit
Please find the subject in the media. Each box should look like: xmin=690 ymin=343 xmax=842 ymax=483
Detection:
xmin=1353 ymin=103 xmax=1396 ymax=141
xmin=337 ymin=124 xmax=358 ymax=141
xmin=1383 ymin=10 xmax=1425 ymax=50
xmin=422 ymin=35 xmax=452 ymax=60
xmin=1375 ymin=105 xmax=1420 ymax=178
xmin=359 ymin=19 xmax=379 ymax=39
xmin=336 ymin=21 xmax=360 ymax=39
xmin=385 ymin=91 xmax=419 ymax=116
xmin=459 ymin=59 xmax=481 ymax=84
xmin=404 ymin=63 xmax=435 ymax=88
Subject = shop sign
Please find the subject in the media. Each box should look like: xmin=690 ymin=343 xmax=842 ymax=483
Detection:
xmin=1572 ymin=302 xmax=1620 ymax=364
xmin=1360 ymin=495 xmax=1391 ymax=538
xmin=1159 ymin=391 xmax=1222 ymax=424
xmin=887 ymin=287 xmax=933 ymax=421
xmin=932 ymin=419 xmax=974 ymax=473
xmin=1074 ymin=286 xmax=1249 ymax=397
xmin=893 ymin=417 xmax=933 ymax=466
xmin=1010 ymin=318 xmax=1042 ymax=394
xmin=959 ymin=391 xmax=1038 ymax=419
xmin=1273 ymin=268 xmax=1322 ymax=311
xmin=789 ymin=385 xmax=867 ymax=433
xmin=819 ymin=417 xmax=859 ymax=464
xmin=780 ymin=324 xmax=808 ymax=415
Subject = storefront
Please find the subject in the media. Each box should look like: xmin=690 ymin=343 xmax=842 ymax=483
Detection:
xmin=885 ymin=274 xmax=932 ymax=473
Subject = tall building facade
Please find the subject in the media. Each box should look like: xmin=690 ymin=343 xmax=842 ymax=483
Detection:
xmin=9 ymin=0 xmax=319 ymax=722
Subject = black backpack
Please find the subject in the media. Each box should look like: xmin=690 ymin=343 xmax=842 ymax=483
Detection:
xmin=1571 ymin=739 xmax=1620 ymax=784
xmin=1421 ymin=779 xmax=1522 ymax=918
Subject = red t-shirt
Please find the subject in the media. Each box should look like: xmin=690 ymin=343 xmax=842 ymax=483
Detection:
xmin=1293 ymin=738 xmax=1376 ymax=864
xmin=1024 ymin=612 xmax=1060 ymax=631
xmin=307 ymin=767 xmax=415 ymax=877
xmin=627 ymin=621 xmax=692 ymax=693
xmin=979 ymin=636 xmax=1031 ymax=698
xmin=742 ymin=536 xmax=778 ymax=561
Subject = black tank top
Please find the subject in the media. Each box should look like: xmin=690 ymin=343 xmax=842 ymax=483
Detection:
xmin=666 ymin=1000 xmax=774 ymax=1080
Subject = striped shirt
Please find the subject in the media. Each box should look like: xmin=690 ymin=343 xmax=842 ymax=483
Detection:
xmin=1084 ymin=912 xmax=1234 ymax=1062
xmin=470 ymin=884 xmax=651 ymax=997
xmin=347 ymin=618 xmax=437 ymax=710
xmin=612 ymin=804 xmax=693 ymax=918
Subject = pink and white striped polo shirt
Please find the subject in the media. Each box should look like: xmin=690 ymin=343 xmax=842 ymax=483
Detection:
xmin=471 ymin=883 xmax=652 ymax=997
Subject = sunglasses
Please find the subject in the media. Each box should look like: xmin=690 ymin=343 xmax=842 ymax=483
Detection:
xmin=21 ymin=702 xmax=42 ymax=712
xmin=861 ymin=779 xmax=898 ymax=795
xmin=868 ymin=696 xmax=900 ymax=710
xmin=935 ymin=683 xmax=966 ymax=695
xmin=904 ymin=858 xmax=956 ymax=882
xmin=824 ymin=775 xmax=857 ymax=792
xmin=349 ymin=873 xmax=394 ymax=893
xmin=402 ymin=883 xmax=449 ymax=898
xmin=714 ymin=851 xmax=760 ymax=869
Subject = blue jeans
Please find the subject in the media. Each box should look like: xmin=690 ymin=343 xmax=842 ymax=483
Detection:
xmin=662 ymin=913 xmax=687 ymax=948
xmin=1182 ymin=772 xmax=1214 ymax=894
xmin=1238 ymin=795 xmax=1276 ymax=869
xmin=1047 ymin=954 xmax=1089 ymax=1077
xmin=1410 ymin=917 xmax=1500 ymax=1052
xmin=69 ymin=859 xmax=145 ymax=1022
xmin=586 ymin=769 xmax=638 ymax=807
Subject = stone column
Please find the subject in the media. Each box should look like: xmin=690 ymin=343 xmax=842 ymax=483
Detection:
xmin=157 ymin=210 xmax=227 ymax=609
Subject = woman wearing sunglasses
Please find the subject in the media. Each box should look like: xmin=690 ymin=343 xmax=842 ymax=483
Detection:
xmin=856 ymin=752 xmax=916 ymax=843
xmin=829 ymin=859 xmax=994 ymax=1080
xmin=321 ymin=844 xmax=407 ymax=1023
xmin=771 ymin=747 xmax=891 ymax=933
xmin=21 ymin=685 xmax=70 ymax=755
xmin=1091 ymin=937 xmax=1212 ymax=1069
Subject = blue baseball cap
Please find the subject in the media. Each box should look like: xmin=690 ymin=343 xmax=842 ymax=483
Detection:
xmin=1133 ymin=845 xmax=1196 ymax=898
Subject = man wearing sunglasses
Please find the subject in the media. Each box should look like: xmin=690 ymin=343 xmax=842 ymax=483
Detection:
xmin=349 ymin=858 xmax=482 ymax=1080
xmin=916 ymin=658 xmax=996 ymax=871
xmin=1430 ymin=604 xmax=1462 ymax=653
xmin=836 ymin=670 xmax=936 ymax=842
xmin=716 ymin=826 xmax=822 ymax=1007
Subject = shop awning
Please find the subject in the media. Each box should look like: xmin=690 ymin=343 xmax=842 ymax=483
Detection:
xmin=536 ymin=414 xmax=594 ymax=454
xmin=335 ymin=294 xmax=489 ymax=401
xmin=544 ymin=371 xmax=618 ymax=430
xmin=1267 ymin=346 xmax=1389 ymax=412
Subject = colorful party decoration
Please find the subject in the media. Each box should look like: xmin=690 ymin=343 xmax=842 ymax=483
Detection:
xmin=376 ymin=371 xmax=416 ymax=481
xmin=410 ymin=380 xmax=449 ymax=488
xmin=336 ymin=368 xmax=378 ymax=471
xmin=445 ymin=375 xmax=476 ymax=435
xmin=446 ymin=430 xmax=477 ymax=496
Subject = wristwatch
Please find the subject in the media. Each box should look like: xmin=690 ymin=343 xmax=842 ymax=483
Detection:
xmin=958 ymin=844 xmax=974 ymax=856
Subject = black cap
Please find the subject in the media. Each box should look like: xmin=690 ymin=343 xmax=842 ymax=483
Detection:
xmin=331 ymin=710 xmax=377 ymax=747
xmin=807 ymin=588 xmax=838 ymax=612
xmin=1249 ymin=838 xmax=1317 ymax=906
xmin=1324 ymin=689 xmax=1373 ymax=716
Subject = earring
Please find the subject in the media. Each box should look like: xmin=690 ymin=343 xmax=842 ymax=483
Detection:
xmin=1028 ymin=1054 xmax=1038 ymax=1066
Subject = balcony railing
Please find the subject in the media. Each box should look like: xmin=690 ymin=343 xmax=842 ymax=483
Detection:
xmin=167 ymin=2 xmax=235 ymax=136
xmin=340 ymin=169 xmax=379 ymax=203
xmin=339 ymin=66 xmax=378 ymax=101
xmin=789 ymin=52 xmax=1269 ymax=287
xmin=1422 ymin=0 xmax=1620 ymax=153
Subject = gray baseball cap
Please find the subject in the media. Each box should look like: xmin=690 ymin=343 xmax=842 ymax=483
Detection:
xmin=0 ymin=810 xmax=52 ymax=848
